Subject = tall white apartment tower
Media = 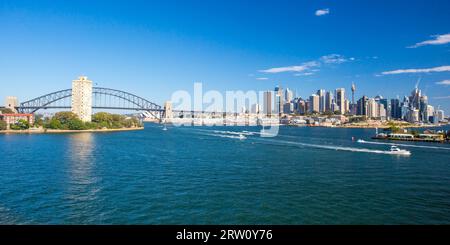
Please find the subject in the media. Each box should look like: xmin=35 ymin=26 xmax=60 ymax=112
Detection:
xmin=71 ymin=76 xmax=93 ymax=122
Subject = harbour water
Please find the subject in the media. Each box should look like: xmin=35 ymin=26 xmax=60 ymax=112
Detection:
xmin=0 ymin=124 xmax=449 ymax=224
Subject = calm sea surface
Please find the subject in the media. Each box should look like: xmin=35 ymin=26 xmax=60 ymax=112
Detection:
xmin=1 ymin=124 xmax=450 ymax=224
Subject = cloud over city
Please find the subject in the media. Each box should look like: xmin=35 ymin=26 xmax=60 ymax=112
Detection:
xmin=381 ymin=65 xmax=450 ymax=75
xmin=408 ymin=33 xmax=450 ymax=48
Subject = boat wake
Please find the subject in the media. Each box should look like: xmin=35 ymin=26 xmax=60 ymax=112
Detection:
xmin=357 ymin=139 xmax=450 ymax=151
xmin=255 ymin=138 xmax=411 ymax=156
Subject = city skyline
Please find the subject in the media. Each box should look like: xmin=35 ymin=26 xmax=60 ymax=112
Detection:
xmin=1 ymin=0 xmax=449 ymax=113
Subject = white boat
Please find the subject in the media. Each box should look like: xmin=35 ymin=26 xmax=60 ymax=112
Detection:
xmin=357 ymin=139 xmax=366 ymax=143
xmin=389 ymin=145 xmax=411 ymax=155
xmin=238 ymin=134 xmax=247 ymax=140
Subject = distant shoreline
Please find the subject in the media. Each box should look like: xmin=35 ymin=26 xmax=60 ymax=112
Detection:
xmin=0 ymin=127 xmax=144 ymax=134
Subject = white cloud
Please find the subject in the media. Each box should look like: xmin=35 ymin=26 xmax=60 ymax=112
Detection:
xmin=320 ymin=54 xmax=348 ymax=64
xmin=408 ymin=34 xmax=450 ymax=48
xmin=259 ymin=61 xmax=319 ymax=73
xmin=381 ymin=65 xmax=450 ymax=75
xmin=315 ymin=8 xmax=330 ymax=16
xmin=433 ymin=96 xmax=450 ymax=99
xmin=256 ymin=77 xmax=269 ymax=80
xmin=294 ymin=72 xmax=314 ymax=76
xmin=436 ymin=79 xmax=450 ymax=85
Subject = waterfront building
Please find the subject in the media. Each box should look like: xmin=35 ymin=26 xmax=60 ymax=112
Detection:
xmin=309 ymin=94 xmax=320 ymax=113
xmin=335 ymin=88 xmax=346 ymax=114
xmin=325 ymin=91 xmax=333 ymax=112
xmin=5 ymin=96 xmax=18 ymax=113
xmin=401 ymin=102 xmax=410 ymax=120
xmin=0 ymin=113 xmax=34 ymax=129
xmin=263 ymin=91 xmax=273 ymax=116
xmin=71 ymin=76 xmax=93 ymax=122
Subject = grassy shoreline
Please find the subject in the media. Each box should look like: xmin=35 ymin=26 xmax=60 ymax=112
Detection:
xmin=0 ymin=127 xmax=144 ymax=134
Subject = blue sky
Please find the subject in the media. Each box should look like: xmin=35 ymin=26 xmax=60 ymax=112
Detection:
xmin=1 ymin=0 xmax=449 ymax=113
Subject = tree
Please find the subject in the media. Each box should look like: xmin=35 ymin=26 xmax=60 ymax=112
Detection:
xmin=53 ymin=112 xmax=80 ymax=125
xmin=10 ymin=119 xmax=30 ymax=130
xmin=0 ymin=120 xmax=6 ymax=130
xmin=46 ymin=118 xmax=63 ymax=129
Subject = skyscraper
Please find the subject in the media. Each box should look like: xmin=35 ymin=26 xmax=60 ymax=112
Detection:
xmin=335 ymin=88 xmax=346 ymax=114
xmin=263 ymin=91 xmax=273 ymax=116
xmin=309 ymin=94 xmax=320 ymax=113
xmin=357 ymin=96 xmax=368 ymax=116
xmin=391 ymin=99 xmax=402 ymax=119
xmin=285 ymin=88 xmax=293 ymax=103
xmin=325 ymin=91 xmax=333 ymax=112
xmin=71 ymin=76 xmax=93 ymax=122
xmin=317 ymin=89 xmax=326 ymax=113
xmin=274 ymin=86 xmax=284 ymax=115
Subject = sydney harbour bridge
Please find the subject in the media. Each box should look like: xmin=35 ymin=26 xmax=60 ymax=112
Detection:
xmin=8 ymin=86 xmax=235 ymax=120
xmin=14 ymin=87 xmax=165 ymax=119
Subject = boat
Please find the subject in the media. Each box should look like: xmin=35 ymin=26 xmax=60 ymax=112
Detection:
xmin=357 ymin=139 xmax=366 ymax=143
xmin=238 ymin=134 xmax=247 ymax=140
xmin=162 ymin=125 xmax=168 ymax=131
xmin=389 ymin=145 xmax=411 ymax=155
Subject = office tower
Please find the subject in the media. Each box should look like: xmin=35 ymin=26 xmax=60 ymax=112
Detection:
xmin=283 ymin=103 xmax=294 ymax=114
xmin=351 ymin=83 xmax=356 ymax=105
xmin=408 ymin=109 xmax=420 ymax=123
xmin=325 ymin=91 xmax=333 ymax=112
xmin=309 ymin=94 xmax=320 ymax=113
xmin=409 ymin=87 xmax=421 ymax=109
xmin=335 ymin=88 xmax=346 ymax=114
xmin=71 ymin=76 xmax=93 ymax=122
xmin=274 ymin=86 xmax=284 ymax=115
xmin=367 ymin=98 xmax=378 ymax=118
xmin=390 ymin=99 xmax=401 ymax=119
xmin=436 ymin=110 xmax=444 ymax=122
xmin=317 ymin=89 xmax=326 ymax=113
xmin=379 ymin=98 xmax=390 ymax=119
xmin=357 ymin=96 xmax=368 ymax=116
xmin=263 ymin=91 xmax=273 ymax=116
xmin=285 ymin=88 xmax=293 ymax=103
xmin=419 ymin=95 xmax=428 ymax=122
xmin=425 ymin=105 xmax=434 ymax=122
xmin=297 ymin=99 xmax=307 ymax=115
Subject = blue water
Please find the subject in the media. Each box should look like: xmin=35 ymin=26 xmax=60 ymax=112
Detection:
xmin=1 ymin=124 xmax=450 ymax=224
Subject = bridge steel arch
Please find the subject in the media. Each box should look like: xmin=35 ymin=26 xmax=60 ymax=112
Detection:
xmin=17 ymin=87 xmax=164 ymax=118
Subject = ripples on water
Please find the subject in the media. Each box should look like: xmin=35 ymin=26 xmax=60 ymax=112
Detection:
xmin=0 ymin=124 xmax=450 ymax=224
